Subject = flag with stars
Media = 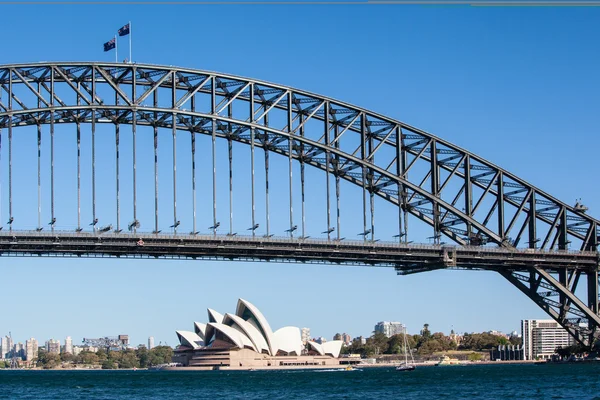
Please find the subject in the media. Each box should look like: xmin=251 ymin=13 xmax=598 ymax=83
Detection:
xmin=103 ymin=38 xmax=116 ymax=52
xmin=118 ymin=23 xmax=130 ymax=37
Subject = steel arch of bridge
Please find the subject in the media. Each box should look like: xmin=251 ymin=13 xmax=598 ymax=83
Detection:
xmin=0 ymin=62 xmax=599 ymax=348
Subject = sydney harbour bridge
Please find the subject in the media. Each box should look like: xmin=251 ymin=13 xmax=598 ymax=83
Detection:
xmin=0 ymin=62 xmax=598 ymax=348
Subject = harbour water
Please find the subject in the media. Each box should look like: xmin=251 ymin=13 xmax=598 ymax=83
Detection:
xmin=1 ymin=363 xmax=599 ymax=399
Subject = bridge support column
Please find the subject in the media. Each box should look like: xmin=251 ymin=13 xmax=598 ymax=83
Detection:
xmin=588 ymin=268 xmax=599 ymax=316
xmin=498 ymin=266 xmax=600 ymax=349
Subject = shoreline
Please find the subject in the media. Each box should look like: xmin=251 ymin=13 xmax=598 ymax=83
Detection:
xmin=4 ymin=359 xmax=599 ymax=371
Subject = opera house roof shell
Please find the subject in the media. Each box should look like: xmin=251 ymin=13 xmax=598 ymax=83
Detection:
xmin=176 ymin=298 xmax=343 ymax=358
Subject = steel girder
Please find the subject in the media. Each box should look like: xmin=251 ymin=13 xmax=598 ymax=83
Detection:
xmin=0 ymin=62 xmax=599 ymax=347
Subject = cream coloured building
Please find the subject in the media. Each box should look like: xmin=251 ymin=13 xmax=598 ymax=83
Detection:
xmin=173 ymin=299 xmax=354 ymax=370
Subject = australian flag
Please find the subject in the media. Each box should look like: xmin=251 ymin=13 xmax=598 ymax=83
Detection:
xmin=118 ymin=23 xmax=130 ymax=37
xmin=103 ymin=38 xmax=116 ymax=52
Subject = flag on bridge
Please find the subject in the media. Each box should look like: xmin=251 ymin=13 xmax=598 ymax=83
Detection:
xmin=103 ymin=38 xmax=116 ymax=52
xmin=118 ymin=23 xmax=130 ymax=37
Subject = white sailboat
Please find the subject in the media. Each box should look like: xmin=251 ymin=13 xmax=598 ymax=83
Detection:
xmin=396 ymin=326 xmax=416 ymax=372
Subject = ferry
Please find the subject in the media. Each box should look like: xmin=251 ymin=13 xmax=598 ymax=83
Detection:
xmin=435 ymin=356 xmax=461 ymax=366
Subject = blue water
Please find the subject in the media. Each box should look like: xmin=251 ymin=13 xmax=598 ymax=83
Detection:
xmin=1 ymin=364 xmax=599 ymax=399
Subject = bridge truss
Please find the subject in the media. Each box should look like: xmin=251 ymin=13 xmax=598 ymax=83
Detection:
xmin=0 ymin=62 xmax=598 ymax=348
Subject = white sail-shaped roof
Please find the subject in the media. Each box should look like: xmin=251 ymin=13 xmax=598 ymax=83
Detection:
xmin=194 ymin=322 xmax=206 ymax=340
xmin=207 ymin=308 xmax=224 ymax=324
xmin=274 ymin=326 xmax=302 ymax=356
xmin=236 ymin=298 xmax=277 ymax=356
xmin=176 ymin=330 xmax=203 ymax=349
xmin=223 ymin=313 xmax=271 ymax=355
xmin=322 ymin=341 xmax=343 ymax=358
xmin=208 ymin=322 xmax=257 ymax=351
xmin=308 ymin=341 xmax=325 ymax=356
xmin=307 ymin=340 xmax=342 ymax=357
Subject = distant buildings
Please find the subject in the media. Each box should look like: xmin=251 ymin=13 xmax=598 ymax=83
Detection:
xmin=25 ymin=338 xmax=38 ymax=361
xmin=0 ymin=336 xmax=9 ymax=359
xmin=148 ymin=336 xmax=155 ymax=350
xmin=448 ymin=333 xmax=462 ymax=346
xmin=46 ymin=339 xmax=61 ymax=354
xmin=353 ymin=336 xmax=366 ymax=345
xmin=14 ymin=343 xmax=24 ymax=359
xmin=374 ymin=321 xmax=405 ymax=338
xmin=64 ymin=336 xmax=73 ymax=354
xmin=301 ymin=328 xmax=310 ymax=346
xmin=314 ymin=336 xmax=327 ymax=344
xmin=341 ymin=333 xmax=352 ymax=346
xmin=522 ymin=319 xmax=573 ymax=360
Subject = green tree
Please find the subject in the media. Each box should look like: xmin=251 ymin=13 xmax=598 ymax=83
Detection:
xmin=468 ymin=352 xmax=483 ymax=361
xmin=136 ymin=347 xmax=149 ymax=368
xmin=509 ymin=336 xmax=523 ymax=346
xmin=60 ymin=352 xmax=74 ymax=362
xmin=421 ymin=323 xmax=432 ymax=340
xmin=102 ymin=360 xmax=117 ymax=369
xmin=39 ymin=352 xmax=61 ymax=369
xmin=118 ymin=349 xmax=139 ymax=369
xmin=333 ymin=333 xmax=342 ymax=341
xmin=367 ymin=332 xmax=389 ymax=356
xmin=95 ymin=349 xmax=108 ymax=362
xmin=147 ymin=346 xmax=174 ymax=366
xmin=77 ymin=351 xmax=99 ymax=365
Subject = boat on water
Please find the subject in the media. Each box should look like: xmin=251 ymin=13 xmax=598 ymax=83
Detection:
xmin=396 ymin=363 xmax=416 ymax=372
xmin=396 ymin=326 xmax=416 ymax=372
xmin=436 ymin=355 xmax=461 ymax=366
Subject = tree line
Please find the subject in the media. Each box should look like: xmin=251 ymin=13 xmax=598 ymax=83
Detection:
xmin=33 ymin=346 xmax=173 ymax=369
xmin=340 ymin=324 xmax=522 ymax=358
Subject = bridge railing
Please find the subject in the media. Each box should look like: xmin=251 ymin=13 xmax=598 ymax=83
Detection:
xmin=0 ymin=229 xmax=597 ymax=257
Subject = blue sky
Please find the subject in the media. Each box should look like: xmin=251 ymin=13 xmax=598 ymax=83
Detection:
xmin=0 ymin=3 xmax=599 ymax=347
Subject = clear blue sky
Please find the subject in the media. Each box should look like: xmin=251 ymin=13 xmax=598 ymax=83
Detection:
xmin=0 ymin=2 xmax=598 ymax=348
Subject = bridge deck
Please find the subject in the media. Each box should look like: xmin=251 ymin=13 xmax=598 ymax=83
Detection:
xmin=0 ymin=231 xmax=597 ymax=273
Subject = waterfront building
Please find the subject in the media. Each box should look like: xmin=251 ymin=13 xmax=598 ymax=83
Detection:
xmin=46 ymin=339 xmax=61 ymax=354
xmin=174 ymin=298 xmax=351 ymax=369
xmin=374 ymin=321 xmax=406 ymax=338
xmin=25 ymin=338 xmax=38 ymax=361
xmin=64 ymin=336 xmax=73 ymax=354
xmin=148 ymin=336 xmax=155 ymax=350
xmin=522 ymin=319 xmax=573 ymax=360
xmin=301 ymin=328 xmax=310 ymax=345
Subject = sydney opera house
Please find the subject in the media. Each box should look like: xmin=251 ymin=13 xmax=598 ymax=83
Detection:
xmin=172 ymin=298 xmax=352 ymax=370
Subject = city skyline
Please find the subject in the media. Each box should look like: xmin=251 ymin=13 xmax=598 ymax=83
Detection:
xmin=0 ymin=4 xmax=598 ymax=346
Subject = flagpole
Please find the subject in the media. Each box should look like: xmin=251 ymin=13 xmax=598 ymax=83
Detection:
xmin=115 ymin=35 xmax=118 ymax=63
xmin=129 ymin=21 xmax=132 ymax=63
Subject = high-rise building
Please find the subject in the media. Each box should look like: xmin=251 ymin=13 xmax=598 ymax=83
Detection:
xmin=301 ymin=328 xmax=310 ymax=345
xmin=46 ymin=339 xmax=61 ymax=354
xmin=374 ymin=321 xmax=406 ymax=338
xmin=522 ymin=319 xmax=573 ymax=360
xmin=0 ymin=336 xmax=8 ymax=359
xmin=2 ymin=335 xmax=14 ymax=359
xmin=14 ymin=342 xmax=25 ymax=360
xmin=25 ymin=338 xmax=39 ymax=361
xmin=148 ymin=336 xmax=155 ymax=350
xmin=341 ymin=333 xmax=352 ymax=346
xmin=64 ymin=337 xmax=73 ymax=354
